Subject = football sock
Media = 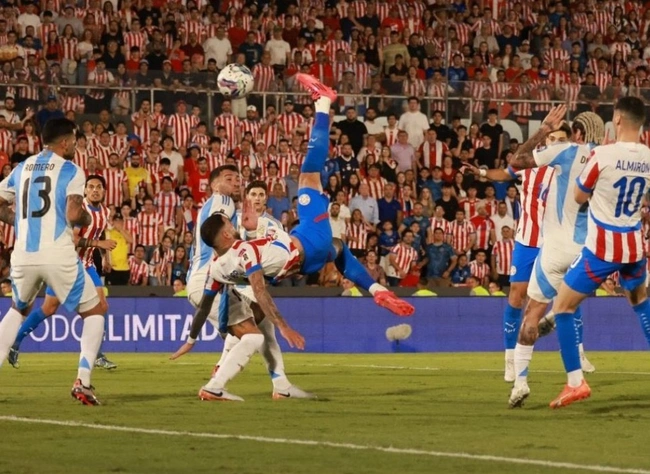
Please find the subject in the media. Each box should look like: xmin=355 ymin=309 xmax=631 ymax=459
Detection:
xmin=632 ymin=299 xmax=650 ymax=346
xmin=555 ymin=311 xmax=583 ymax=387
xmin=215 ymin=333 xmax=240 ymax=368
xmin=301 ymin=111 xmax=330 ymax=173
xmin=514 ymin=343 xmax=534 ymax=386
xmin=0 ymin=308 xmax=24 ymax=367
xmin=77 ymin=315 xmax=105 ymax=387
xmin=503 ymin=303 xmax=522 ymax=350
xmin=205 ymin=333 xmax=264 ymax=391
xmin=14 ymin=307 xmax=47 ymax=348
xmin=258 ymin=317 xmax=291 ymax=391
xmin=96 ymin=312 xmax=110 ymax=359
xmin=333 ymin=242 xmax=379 ymax=293
xmin=574 ymin=306 xmax=584 ymax=344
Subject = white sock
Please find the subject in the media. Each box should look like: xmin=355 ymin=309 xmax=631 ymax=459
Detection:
xmin=514 ymin=343 xmax=534 ymax=386
xmin=205 ymin=333 xmax=264 ymax=391
xmin=505 ymin=348 xmax=514 ymax=360
xmin=215 ymin=334 xmax=240 ymax=368
xmin=0 ymin=308 xmax=24 ymax=367
xmin=369 ymin=283 xmax=387 ymax=296
xmin=258 ymin=317 xmax=291 ymax=391
xmin=77 ymin=315 xmax=105 ymax=387
xmin=314 ymin=97 xmax=331 ymax=114
xmin=567 ymin=369 xmax=584 ymax=388
xmin=578 ymin=343 xmax=585 ymax=356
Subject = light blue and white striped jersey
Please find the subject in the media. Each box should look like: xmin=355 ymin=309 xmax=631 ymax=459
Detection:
xmin=236 ymin=210 xmax=284 ymax=240
xmin=533 ymin=142 xmax=595 ymax=250
xmin=0 ymin=151 xmax=85 ymax=265
xmin=187 ymin=193 xmax=236 ymax=283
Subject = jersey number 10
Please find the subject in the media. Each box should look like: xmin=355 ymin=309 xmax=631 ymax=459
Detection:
xmin=613 ymin=176 xmax=646 ymax=218
xmin=22 ymin=176 xmax=52 ymax=219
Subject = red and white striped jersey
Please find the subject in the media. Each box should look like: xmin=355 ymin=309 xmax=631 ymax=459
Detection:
xmin=462 ymin=199 xmax=481 ymax=221
xmin=264 ymin=176 xmax=287 ymax=194
xmin=153 ymin=113 xmax=167 ymax=131
xmin=129 ymin=255 xmax=149 ymax=285
xmin=332 ymin=61 xmax=351 ymax=84
xmin=418 ymin=140 xmax=448 ymax=169
xmin=594 ymin=10 xmax=612 ymax=34
xmin=74 ymin=147 xmax=90 ymax=171
xmin=213 ymin=113 xmax=241 ymax=150
xmin=61 ymin=94 xmax=84 ymax=113
xmin=131 ymin=112 xmax=154 ymax=144
xmin=0 ymin=129 xmax=12 ymax=154
xmin=346 ymin=221 xmax=368 ymax=250
xmin=154 ymin=191 xmax=181 ymax=228
xmin=137 ymin=211 xmax=163 ymax=247
xmin=426 ymin=81 xmax=447 ymax=112
xmin=277 ymin=112 xmax=303 ymax=139
xmin=182 ymin=20 xmax=205 ymax=44
xmin=470 ymin=214 xmax=494 ymax=249
xmin=563 ymin=83 xmax=581 ymax=111
xmin=59 ymin=36 xmax=77 ymax=60
xmin=543 ymin=48 xmax=569 ymax=67
xmin=430 ymin=217 xmax=450 ymax=236
xmin=259 ymin=122 xmax=281 ymax=147
xmin=384 ymin=127 xmax=399 ymax=147
xmin=403 ymin=78 xmax=426 ymax=98
xmin=594 ymin=71 xmax=612 ymax=92
xmin=454 ymin=21 xmax=472 ymax=46
xmin=124 ymin=217 xmax=139 ymax=254
xmin=350 ymin=0 xmax=367 ymax=18
xmin=240 ymin=119 xmax=262 ymax=139
xmin=110 ymin=134 xmax=129 ymax=156
xmin=87 ymin=70 xmax=114 ymax=99
xmin=577 ymin=143 xmax=650 ymax=264
xmin=123 ymin=30 xmax=148 ymax=58
xmin=610 ymin=42 xmax=631 ymax=62
xmin=466 ymin=81 xmax=487 ymax=115
xmin=362 ymin=177 xmax=387 ymax=200
xmin=325 ymin=39 xmax=351 ymax=63
xmin=448 ymin=219 xmax=476 ymax=252
xmin=389 ymin=242 xmax=418 ymax=273
xmin=38 ymin=22 xmax=58 ymax=44
xmin=513 ymin=83 xmax=533 ymax=117
xmin=531 ymin=79 xmax=551 ymax=112
xmin=469 ymin=259 xmax=490 ymax=280
xmin=489 ymin=82 xmax=511 ymax=100
xmin=77 ymin=199 xmax=110 ymax=269
xmin=91 ymin=144 xmax=117 ymax=169
xmin=206 ymin=151 xmax=226 ymax=170
xmin=1 ymin=220 xmax=15 ymax=249
xmin=508 ymin=165 xmax=554 ymax=248
xmin=492 ymin=238 xmax=514 ymax=275
xmin=253 ymin=63 xmax=275 ymax=92
xmin=191 ymin=132 xmax=210 ymax=151
xmin=350 ymin=61 xmax=370 ymax=88
xmin=472 ymin=18 xmax=501 ymax=34
xmin=167 ymin=113 xmax=193 ymax=149
xmin=100 ymin=167 xmax=128 ymax=209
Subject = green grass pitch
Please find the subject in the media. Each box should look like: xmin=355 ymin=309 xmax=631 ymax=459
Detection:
xmin=1 ymin=352 xmax=650 ymax=474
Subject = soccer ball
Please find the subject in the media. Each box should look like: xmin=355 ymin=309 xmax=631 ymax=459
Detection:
xmin=217 ymin=63 xmax=255 ymax=98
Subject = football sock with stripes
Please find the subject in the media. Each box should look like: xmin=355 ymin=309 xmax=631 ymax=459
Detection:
xmin=514 ymin=343 xmax=534 ymax=387
xmin=555 ymin=311 xmax=584 ymax=387
xmin=632 ymin=299 xmax=650 ymax=346
xmin=77 ymin=315 xmax=104 ymax=387
xmin=258 ymin=317 xmax=291 ymax=391
xmin=205 ymin=333 xmax=264 ymax=391
xmin=300 ymin=109 xmax=330 ymax=174
xmin=0 ymin=308 xmax=24 ymax=368
xmin=14 ymin=307 xmax=47 ymax=348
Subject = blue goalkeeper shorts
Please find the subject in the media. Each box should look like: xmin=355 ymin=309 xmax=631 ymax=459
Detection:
xmin=290 ymin=187 xmax=334 ymax=275
xmin=509 ymin=242 xmax=540 ymax=284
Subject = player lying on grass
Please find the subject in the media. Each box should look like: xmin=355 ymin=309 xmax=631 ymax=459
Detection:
xmin=0 ymin=118 xmax=107 ymax=406
xmin=8 ymin=175 xmax=117 ymax=371
xmin=547 ymin=97 xmax=650 ymax=409
xmin=182 ymin=170 xmax=313 ymax=400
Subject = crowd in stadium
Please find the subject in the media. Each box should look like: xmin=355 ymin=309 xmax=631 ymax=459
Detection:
xmin=0 ymin=0 xmax=647 ymax=291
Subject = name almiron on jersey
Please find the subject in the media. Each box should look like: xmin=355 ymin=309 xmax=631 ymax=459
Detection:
xmin=616 ymin=160 xmax=650 ymax=173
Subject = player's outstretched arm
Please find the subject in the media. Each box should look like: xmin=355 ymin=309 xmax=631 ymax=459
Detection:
xmin=249 ymin=270 xmax=305 ymax=350
xmin=169 ymin=291 xmax=217 ymax=360
xmin=67 ymin=195 xmax=92 ymax=228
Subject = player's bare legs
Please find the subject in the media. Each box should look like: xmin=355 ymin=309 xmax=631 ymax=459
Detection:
xmin=293 ymin=73 xmax=414 ymax=317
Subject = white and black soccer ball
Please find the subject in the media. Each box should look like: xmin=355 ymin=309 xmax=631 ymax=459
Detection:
xmin=217 ymin=63 xmax=255 ymax=98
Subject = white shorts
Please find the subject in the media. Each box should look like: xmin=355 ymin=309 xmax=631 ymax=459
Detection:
xmin=187 ymin=277 xmax=254 ymax=329
xmin=527 ymin=245 xmax=580 ymax=304
xmin=11 ymin=261 xmax=100 ymax=313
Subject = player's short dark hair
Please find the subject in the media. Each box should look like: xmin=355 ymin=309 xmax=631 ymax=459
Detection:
xmin=161 ymin=176 xmax=173 ymax=184
xmin=246 ymin=180 xmax=267 ymax=195
xmin=209 ymin=164 xmax=238 ymax=185
xmin=557 ymin=122 xmax=572 ymax=137
xmin=615 ymin=96 xmax=646 ymax=126
xmin=42 ymin=118 xmax=76 ymax=145
xmin=86 ymin=174 xmax=106 ymax=188
xmin=200 ymin=213 xmax=228 ymax=248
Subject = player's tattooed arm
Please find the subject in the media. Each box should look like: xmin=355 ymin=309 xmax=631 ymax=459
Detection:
xmin=66 ymin=194 xmax=92 ymax=228
xmin=0 ymin=197 xmax=15 ymax=225
xmin=509 ymin=123 xmax=552 ymax=169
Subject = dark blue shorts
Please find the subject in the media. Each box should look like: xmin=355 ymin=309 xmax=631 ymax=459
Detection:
xmin=290 ymin=188 xmax=334 ymax=275
xmin=565 ymin=247 xmax=647 ymax=295
xmin=509 ymin=242 xmax=540 ymax=284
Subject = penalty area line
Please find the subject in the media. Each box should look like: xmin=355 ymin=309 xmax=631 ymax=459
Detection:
xmin=0 ymin=416 xmax=648 ymax=474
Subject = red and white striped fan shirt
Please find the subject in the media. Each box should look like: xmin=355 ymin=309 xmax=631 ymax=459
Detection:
xmin=470 ymin=214 xmax=494 ymax=249
xmin=350 ymin=61 xmax=370 ymax=88
xmin=74 ymin=147 xmax=90 ymax=171
xmin=206 ymin=151 xmax=226 ymax=170
xmin=403 ymin=78 xmax=426 ymax=98
xmin=153 ymin=113 xmax=167 ymax=131
xmin=253 ymin=63 xmax=275 ymax=92
xmin=61 ymin=94 xmax=84 ymax=113
xmin=38 ymin=23 xmax=58 ymax=45
xmin=492 ymin=238 xmax=514 ymax=275
xmin=594 ymin=72 xmax=612 ymax=93
xmin=594 ymin=10 xmax=612 ymax=34
xmin=325 ymin=39 xmax=350 ymax=63
xmin=131 ymin=112 xmax=154 ymax=144
xmin=87 ymin=70 xmax=114 ymax=100
xmin=427 ymin=82 xmax=447 ymax=112
xmin=0 ymin=129 xmax=12 ymax=154
xmin=418 ymin=140 xmax=448 ymax=169
xmin=260 ymin=122 xmax=281 ymax=147
xmin=91 ymin=144 xmax=118 ymax=169
xmin=563 ymin=83 xmax=581 ymax=111
xmin=167 ymin=113 xmax=193 ymax=150
xmin=1 ymin=220 xmax=15 ymax=249
xmin=213 ymin=113 xmax=241 ymax=150
xmin=610 ymin=42 xmax=631 ymax=62
xmin=466 ymin=81 xmax=487 ymax=115
xmin=346 ymin=221 xmax=367 ymax=250
xmin=531 ymin=79 xmax=552 ymax=112
xmin=265 ymin=176 xmax=287 ymax=194
xmin=124 ymin=217 xmax=139 ymax=253
xmin=182 ymin=20 xmax=205 ymax=44
xmin=384 ymin=127 xmax=399 ymax=147
xmin=469 ymin=259 xmax=490 ymax=280
xmin=508 ymin=165 xmax=554 ymax=248
xmin=577 ymin=144 xmax=650 ymax=264
xmin=137 ymin=211 xmax=163 ymax=247
xmin=448 ymin=219 xmax=476 ymax=253
xmin=363 ymin=177 xmax=387 ymax=200
xmin=277 ymin=112 xmax=303 ymax=139
xmin=454 ymin=21 xmax=472 ymax=46
xmin=101 ymin=168 xmax=128 ymax=209
xmin=543 ymin=48 xmax=569 ymax=67
xmin=389 ymin=242 xmax=418 ymax=273
xmin=59 ymin=36 xmax=77 ymax=60
xmin=128 ymin=255 xmax=149 ymax=285
xmin=513 ymin=83 xmax=533 ymax=117
xmin=78 ymin=200 xmax=110 ymax=269
xmin=240 ymin=119 xmax=262 ymax=139
xmin=154 ymin=191 xmax=181 ymax=228
xmin=123 ymin=30 xmax=148 ymax=58
xmin=332 ymin=61 xmax=351 ymax=84
xmin=110 ymin=134 xmax=129 ymax=156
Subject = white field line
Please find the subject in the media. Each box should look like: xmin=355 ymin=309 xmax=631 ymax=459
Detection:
xmin=0 ymin=415 xmax=648 ymax=474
